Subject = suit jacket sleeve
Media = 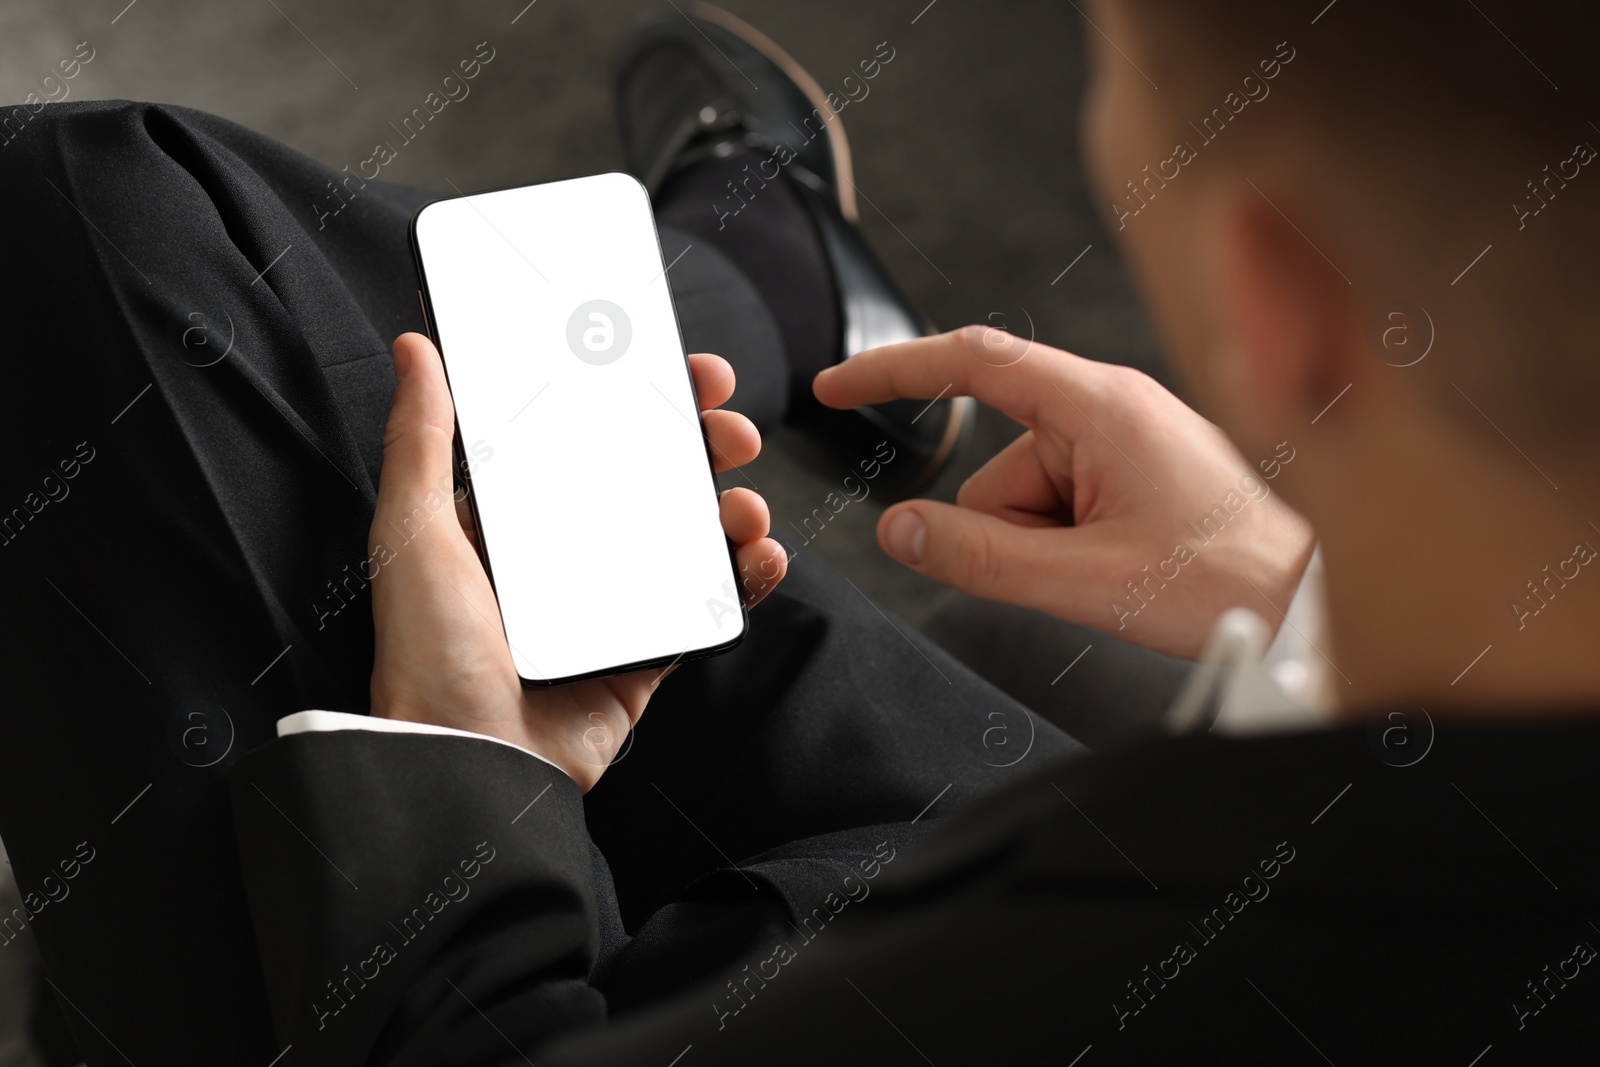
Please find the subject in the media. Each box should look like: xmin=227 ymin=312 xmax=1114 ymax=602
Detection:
xmin=229 ymin=728 xmax=608 ymax=1066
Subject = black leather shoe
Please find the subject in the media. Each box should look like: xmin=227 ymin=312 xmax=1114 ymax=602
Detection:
xmin=616 ymin=2 xmax=972 ymax=499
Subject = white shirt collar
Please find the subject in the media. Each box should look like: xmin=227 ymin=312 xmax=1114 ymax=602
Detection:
xmin=1165 ymin=547 xmax=1334 ymax=735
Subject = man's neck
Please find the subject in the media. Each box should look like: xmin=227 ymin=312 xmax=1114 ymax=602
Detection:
xmin=1311 ymin=422 xmax=1600 ymax=722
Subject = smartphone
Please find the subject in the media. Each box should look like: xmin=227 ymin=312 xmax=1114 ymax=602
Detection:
xmin=410 ymin=172 xmax=747 ymax=686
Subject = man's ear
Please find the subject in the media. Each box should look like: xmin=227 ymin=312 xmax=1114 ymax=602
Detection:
xmin=1218 ymin=189 xmax=1358 ymax=443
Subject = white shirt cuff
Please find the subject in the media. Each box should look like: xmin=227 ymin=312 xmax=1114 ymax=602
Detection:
xmin=276 ymin=710 xmax=571 ymax=780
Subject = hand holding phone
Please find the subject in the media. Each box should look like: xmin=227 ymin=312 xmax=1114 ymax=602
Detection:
xmin=412 ymin=172 xmax=753 ymax=685
xmin=367 ymin=333 xmax=785 ymax=792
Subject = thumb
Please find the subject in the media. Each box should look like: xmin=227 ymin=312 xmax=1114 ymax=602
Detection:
xmin=877 ymin=500 xmax=1098 ymax=613
xmin=374 ymin=332 xmax=461 ymax=542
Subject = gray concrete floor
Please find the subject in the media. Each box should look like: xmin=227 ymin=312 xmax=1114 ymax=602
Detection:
xmin=3 ymin=0 xmax=1168 ymax=628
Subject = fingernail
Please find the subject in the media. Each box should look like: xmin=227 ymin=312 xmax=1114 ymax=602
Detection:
xmin=392 ymin=342 xmax=412 ymax=381
xmin=884 ymin=510 xmax=926 ymax=565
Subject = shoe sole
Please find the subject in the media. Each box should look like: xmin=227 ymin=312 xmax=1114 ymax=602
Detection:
xmin=899 ymin=395 xmax=974 ymax=499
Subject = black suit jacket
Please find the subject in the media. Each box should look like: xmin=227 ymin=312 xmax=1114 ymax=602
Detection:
xmin=229 ymin=716 xmax=1600 ymax=1065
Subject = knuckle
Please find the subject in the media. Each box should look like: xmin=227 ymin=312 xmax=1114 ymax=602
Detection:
xmin=955 ymin=322 xmax=1033 ymax=371
xmin=416 ymin=420 xmax=455 ymax=446
xmin=1112 ymin=363 xmax=1164 ymax=400
xmin=382 ymin=418 xmax=454 ymax=460
xmin=955 ymin=323 xmax=991 ymax=356
xmin=1078 ymin=361 xmax=1158 ymax=417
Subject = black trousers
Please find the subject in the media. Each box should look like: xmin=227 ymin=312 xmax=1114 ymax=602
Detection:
xmin=0 ymin=101 xmax=1083 ymax=1062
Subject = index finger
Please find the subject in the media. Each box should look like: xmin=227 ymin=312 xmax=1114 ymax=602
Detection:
xmin=812 ymin=325 xmax=1102 ymax=430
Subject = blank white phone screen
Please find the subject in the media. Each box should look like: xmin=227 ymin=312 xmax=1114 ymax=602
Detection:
xmin=413 ymin=172 xmax=743 ymax=684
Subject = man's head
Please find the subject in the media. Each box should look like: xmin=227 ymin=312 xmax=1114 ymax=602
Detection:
xmin=1082 ymin=1 xmax=1600 ymax=709
xmin=1084 ymin=0 xmax=1600 ymax=439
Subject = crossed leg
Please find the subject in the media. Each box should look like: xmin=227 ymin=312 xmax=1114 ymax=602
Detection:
xmin=0 ymin=99 xmax=1083 ymax=1059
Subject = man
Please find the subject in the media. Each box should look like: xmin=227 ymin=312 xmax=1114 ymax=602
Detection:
xmin=5 ymin=3 xmax=1599 ymax=1066
xmin=247 ymin=0 xmax=1600 ymax=1063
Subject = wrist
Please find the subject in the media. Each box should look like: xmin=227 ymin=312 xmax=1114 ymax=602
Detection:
xmin=370 ymin=692 xmax=573 ymax=777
